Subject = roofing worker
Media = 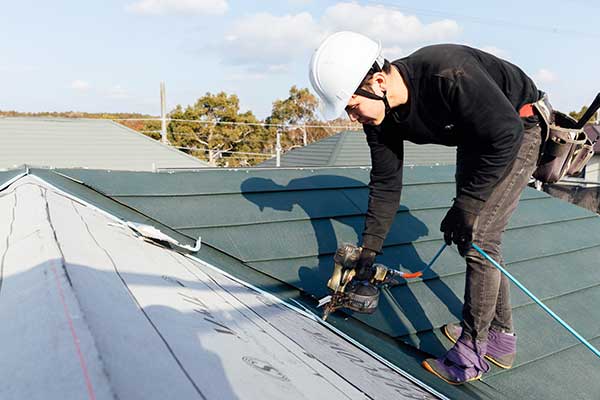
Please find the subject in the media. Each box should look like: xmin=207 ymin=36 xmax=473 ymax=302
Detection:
xmin=309 ymin=31 xmax=544 ymax=385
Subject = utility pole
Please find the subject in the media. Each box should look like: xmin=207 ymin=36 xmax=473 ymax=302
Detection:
xmin=276 ymin=129 xmax=282 ymax=167
xmin=160 ymin=82 xmax=168 ymax=144
xmin=302 ymin=125 xmax=307 ymax=146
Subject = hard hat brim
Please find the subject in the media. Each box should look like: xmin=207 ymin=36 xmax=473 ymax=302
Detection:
xmin=319 ymin=96 xmax=349 ymax=120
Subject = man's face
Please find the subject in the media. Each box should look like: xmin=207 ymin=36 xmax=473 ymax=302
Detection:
xmin=344 ymin=84 xmax=386 ymax=126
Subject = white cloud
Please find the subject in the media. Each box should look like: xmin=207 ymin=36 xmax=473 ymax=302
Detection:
xmin=127 ymin=0 xmax=228 ymax=15
xmin=219 ymin=2 xmax=460 ymax=69
xmin=320 ymin=3 xmax=461 ymax=46
xmin=382 ymin=46 xmax=405 ymax=60
xmin=534 ymin=68 xmax=558 ymax=83
xmin=480 ymin=46 xmax=510 ymax=59
xmin=71 ymin=80 xmax=91 ymax=91
xmin=222 ymin=12 xmax=321 ymax=66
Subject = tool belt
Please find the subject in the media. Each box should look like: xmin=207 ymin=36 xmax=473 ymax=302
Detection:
xmin=527 ymin=92 xmax=600 ymax=184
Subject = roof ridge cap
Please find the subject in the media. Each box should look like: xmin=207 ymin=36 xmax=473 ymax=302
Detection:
xmin=326 ymin=130 xmax=349 ymax=166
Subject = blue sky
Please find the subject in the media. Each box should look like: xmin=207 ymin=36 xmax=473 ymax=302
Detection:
xmin=1 ymin=0 xmax=599 ymax=119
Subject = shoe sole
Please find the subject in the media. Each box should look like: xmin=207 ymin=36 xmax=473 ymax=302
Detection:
xmin=443 ymin=325 xmax=513 ymax=370
xmin=421 ymin=360 xmax=482 ymax=385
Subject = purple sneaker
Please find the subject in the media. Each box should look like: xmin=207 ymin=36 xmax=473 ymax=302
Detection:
xmin=444 ymin=323 xmax=517 ymax=369
xmin=422 ymin=335 xmax=490 ymax=385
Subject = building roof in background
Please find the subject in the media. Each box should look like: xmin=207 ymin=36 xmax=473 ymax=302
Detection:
xmin=0 ymin=172 xmax=436 ymax=400
xmin=0 ymin=117 xmax=209 ymax=171
xmin=259 ymin=130 xmax=456 ymax=167
xmin=15 ymin=165 xmax=600 ymax=400
xmin=584 ymin=124 xmax=600 ymax=152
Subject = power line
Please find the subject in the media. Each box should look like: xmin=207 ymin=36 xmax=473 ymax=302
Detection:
xmin=113 ymin=117 xmax=358 ymax=130
xmin=130 ymin=125 xmax=323 ymax=161
xmin=115 ymin=117 xmax=354 ymax=165
xmin=172 ymin=146 xmax=274 ymax=157
xmin=367 ymin=0 xmax=600 ymax=38
xmin=141 ymin=131 xmax=311 ymax=140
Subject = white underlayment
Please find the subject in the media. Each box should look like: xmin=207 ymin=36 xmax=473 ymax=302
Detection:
xmin=0 ymin=176 xmax=437 ymax=400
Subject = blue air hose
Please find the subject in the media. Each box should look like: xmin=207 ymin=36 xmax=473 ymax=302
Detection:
xmin=398 ymin=243 xmax=447 ymax=279
xmin=472 ymin=243 xmax=600 ymax=359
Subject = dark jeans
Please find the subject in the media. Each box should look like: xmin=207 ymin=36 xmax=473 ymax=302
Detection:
xmin=456 ymin=124 xmax=542 ymax=341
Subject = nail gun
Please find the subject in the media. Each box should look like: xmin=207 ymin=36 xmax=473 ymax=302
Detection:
xmin=318 ymin=243 xmax=406 ymax=321
xmin=318 ymin=243 xmax=447 ymax=320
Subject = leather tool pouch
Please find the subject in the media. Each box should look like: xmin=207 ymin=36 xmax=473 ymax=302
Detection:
xmin=532 ymin=94 xmax=598 ymax=183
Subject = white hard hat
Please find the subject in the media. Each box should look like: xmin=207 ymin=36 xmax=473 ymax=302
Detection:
xmin=309 ymin=31 xmax=383 ymax=120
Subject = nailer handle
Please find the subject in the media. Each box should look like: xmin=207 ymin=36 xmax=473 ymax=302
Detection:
xmin=575 ymin=92 xmax=600 ymax=129
xmin=400 ymin=271 xmax=423 ymax=279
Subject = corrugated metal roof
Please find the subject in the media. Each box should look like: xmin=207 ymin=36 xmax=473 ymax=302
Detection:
xmin=15 ymin=166 xmax=600 ymax=399
xmin=0 ymin=117 xmax=209 ymax=170
xmin=259 ymin=130 xmax=456 ymax=167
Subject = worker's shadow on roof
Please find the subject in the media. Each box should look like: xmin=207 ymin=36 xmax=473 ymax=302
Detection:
xmin=241 ymin=175 xmax=462 ymax=355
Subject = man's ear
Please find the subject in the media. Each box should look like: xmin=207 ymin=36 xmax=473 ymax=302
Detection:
xmin=371 ymin=72 xmax=387 ymax=94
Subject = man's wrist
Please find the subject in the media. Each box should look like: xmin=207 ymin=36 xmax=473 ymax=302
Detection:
xmin=361 ymin=235 xmax=383 ymax=254
xmin=360 ymin=248 xmax=377 ymax=260
xmin=454 ymin=194 xmax=485 ymax=215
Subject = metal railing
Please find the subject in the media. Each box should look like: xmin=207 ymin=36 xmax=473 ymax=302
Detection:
xmin=113 ymin=117 xmax=359 ymax=167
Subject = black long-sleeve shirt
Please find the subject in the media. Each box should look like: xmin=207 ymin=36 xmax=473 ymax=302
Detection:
xmin=362 ymin=44 xmax=540 ymax=252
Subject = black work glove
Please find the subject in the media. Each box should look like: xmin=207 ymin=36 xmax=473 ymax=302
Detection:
xmin=440 ymin=204 xmax=478 ymax=257
xmin=355 ymin=248 xmax=377 ymax=281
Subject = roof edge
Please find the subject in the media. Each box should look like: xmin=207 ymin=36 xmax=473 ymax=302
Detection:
xmin=107 ymin=120 xmax=211 ymax=167
xmin=24 ymin=168 xmax=199 ymax=250
xmin=186 ymin=251 xmax=450 ymax=400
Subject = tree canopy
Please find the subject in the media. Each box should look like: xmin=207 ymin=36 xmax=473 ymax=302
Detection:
xmin=569 ymin=105 xmax=597 ymax=124
xmin=264 ymin=85 xmax=357 ymax=150
xmin=165 ymin=92 xmax=269 ymax=166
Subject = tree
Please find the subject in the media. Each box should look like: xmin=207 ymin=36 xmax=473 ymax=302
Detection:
xmin=266 ymin=86 xmax=363 ymax=152
xmin=267 ymin=85 xmax=318 ymax=125
xmin=569 ymin=105 xmax=597 ymax=124
xmin=168 ymin=92 xmax=269 ymax=167
xmin=265 ymin=86 xmax=320 ymax=150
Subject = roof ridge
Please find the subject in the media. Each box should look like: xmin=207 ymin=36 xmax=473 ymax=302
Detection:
xmin=325 ymin=131 xmax=348 ymax=166
xmin=106 ymin=120 xmax=209 ymax=167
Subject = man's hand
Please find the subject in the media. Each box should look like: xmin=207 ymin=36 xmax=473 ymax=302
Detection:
xmin=355 ymin=248 xmax=377 ymax=281
xmin=440 ymin=205 xmax=478 ymax=257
